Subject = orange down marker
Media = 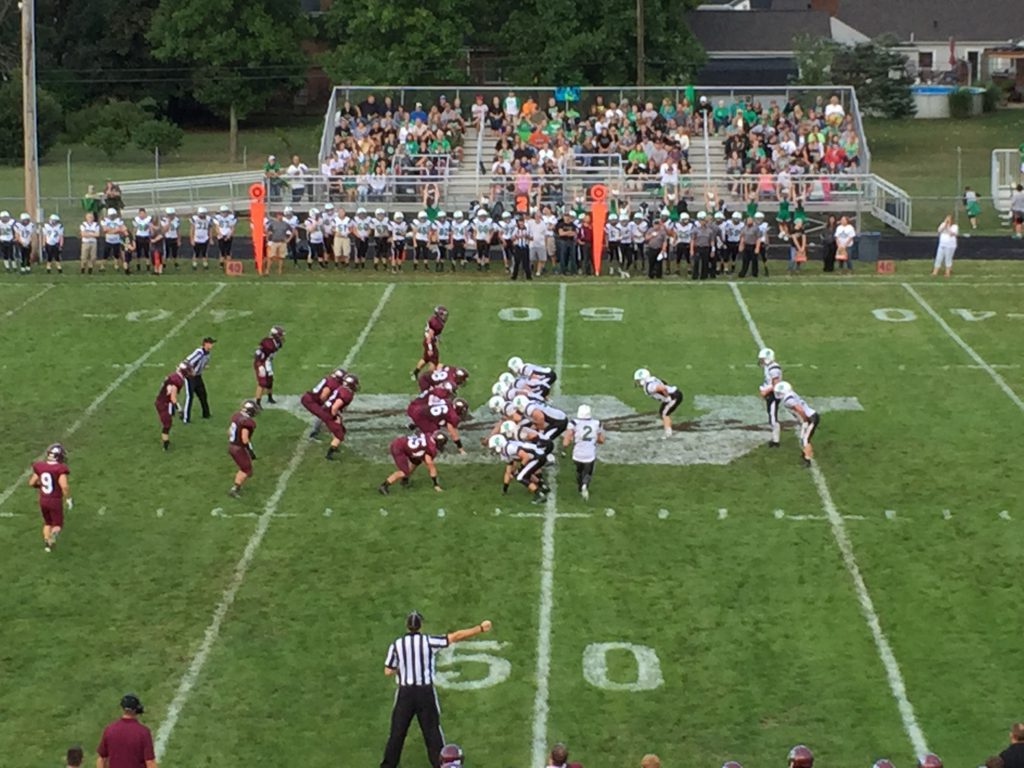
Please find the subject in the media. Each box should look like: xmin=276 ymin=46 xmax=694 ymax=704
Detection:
xmin=590 ymin=184 xmax=607 ymax=276
xmin=248 ymin=183 xmax=266 ymax=275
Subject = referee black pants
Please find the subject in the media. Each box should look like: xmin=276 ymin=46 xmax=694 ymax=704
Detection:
xmin=182 ymin=375 xmax=210 ymax=422
xmin=511 ymin=244 xmax=531 ymax=280
xmin=380 ymin=684 xmax=444 ymax=768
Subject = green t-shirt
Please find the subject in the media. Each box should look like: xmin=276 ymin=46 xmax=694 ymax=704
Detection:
xmin=713 ymin=105 xmax=729 ymax=122
xmin=745 ymin=199 xmax=758 ymax=217
xmin=778 ymin=200 xmax=791 ymax=221
xmin=628 ymin=148 xmax=647 ymax=165
xmin=425 ymin=204 xmax=439 ymax=221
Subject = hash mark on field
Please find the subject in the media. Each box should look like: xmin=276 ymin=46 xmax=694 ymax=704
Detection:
xmin=154 ymin=283 xmax=394 ymax=763
xmin=323 ymin=507 xmax=333 ymax=517
xmin=156 ymin=508 xmax=165 ymax=518
xmin=657 ymin=508 xmax=670 ymax=519
xmin=999 ymin=510 xmax=1013 ymax=521
xmin=942 ymin=509 xmax=952 ymax=520
xmin=379 ymin=508 xmax=389 ymax=516
xmin=885 ymin=509 xmax=897 ymax=521
xmin=731 ymin=281 xmax=931 ymax=757
xmin=717 ymin=507 xmax=728 ymax=520
xmin=0 ymin=284 xmax=226 ymax=513
xmin=604 ymin=508 xmax=616 ymax=517
xmin=437 ymin=508 xmax=447 ymax=518
xmin=97 ymin=506 xmax=107 ymax=516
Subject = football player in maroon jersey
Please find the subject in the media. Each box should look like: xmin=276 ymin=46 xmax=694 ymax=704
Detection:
xmin=156 ymin=362 xmax=190 ymax=450
xmin=410 ymin=305 xmax=448 ymax=380
xmin=253 ymin=325 xmax=285 ymax=406
xmin=416 ymin=364 xmax=468 ymax=394
xmin=406 ymin=391 xmax=468 ymax=453
xmin=378 ymin=430 xmax=448 ymax=494
xmin=28 ymin=443 xmax=73 ymax=552
xmin=228 ymin=399 xmax=258 ymax=497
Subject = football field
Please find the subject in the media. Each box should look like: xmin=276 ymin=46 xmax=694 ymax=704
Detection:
xmin=1 ymin=263 xmax=1022 ymax=768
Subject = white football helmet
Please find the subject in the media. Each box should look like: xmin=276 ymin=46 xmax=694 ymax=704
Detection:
xmin=758 ymin=347 xmax=775 ymax=365
xmin=488 ymin=434 xmax=507 ymax=453
xmin=487 ymin=395 xmax=505 ymax=414
xmin=511 ymin=395 xmax=530 ymax=413
xmin=418 ymin=211 xmax=428 ymax=220
xmin=499 ymin=420 xmax=519 ymax=438
xmin=375 ymin=208 xmax=386 ymax=216
xmin=491 ymin=382 xmax=509 ymax=397
xmin=497 ymin=372 xmax=515 ymax=387
xmin=633 ymin=368 xmax=651 ymax=385
xmin=507 ymin=356 xmax=525 ymax=374
xmin=774 ymin=381 xmax=793 ymax=398
xmin=576 ymin=404 xmax=592 ymax=420
xmin=394 ymin=211 xmax=404 ymax=220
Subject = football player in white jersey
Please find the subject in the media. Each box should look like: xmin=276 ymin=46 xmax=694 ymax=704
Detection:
xmin=450 ymin=210 xmax=469 ymax=268
xmin=498 ymin=211 xmax=514 ymax=272
xmin=633 ymin=368 xmax=683 ymax=438
xmin=507 ymin=356 xmax=557 ymax=396
xmin=161 ymin=208 xmax=181 ymax=269
xmin=0 ymin=211 xmax=15 ymax=272
xmin=433 ymin=211 xmax=451 ymax=272
xmin=389 ymin=211 xmax=408 ymax=273
xmin=757 ymin=347 xmax=784 ymax=447
xmin=132 ymin=207 xmax=153 ymax=273
xmin=101 ymin=208 xmax=126 ymax=272
xmin=563 ymin=404 xmax=604 ymax=500
xmin=487 ymin=434 xmax=549 ymax=503
xmin=512 ymin=395 xmax=568 ymax=442
xmin=190 ymin=207 xmax=212 ymax=270
xmin=471 ymin=209 xmax=493 ymax=270
xmin=412 ymin=211 xmax=431 ymax=270
xmin=14 ymin=213 xmax=35 ymax=274
xmin=774 ymin=381 xmax=819 ymax=467
xmin=214 ymin=204 xmax=236 ymax=268
xmin=42 ymin=214 xmax=64 ymax=274
xmin=305 ymin=208 xmax=326 ymax=269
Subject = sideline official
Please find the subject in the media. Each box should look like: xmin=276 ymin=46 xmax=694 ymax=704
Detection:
xmin=181 ymin=336 xmax=215 ymax=422
xmin=96 ymin=693 xmax=157 ymax=768
xmin=380 ymin=611 xmax=492 ymax=768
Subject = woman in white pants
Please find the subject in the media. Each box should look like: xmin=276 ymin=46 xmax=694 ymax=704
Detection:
xmin=933 ymin=215 xmax=958 ymax=277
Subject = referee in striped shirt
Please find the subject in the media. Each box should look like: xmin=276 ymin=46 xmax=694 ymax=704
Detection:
xmin=380 ymin=610 xmax=492 ymax=768
xmin=181 ymin=336 xmax=215 ymax=422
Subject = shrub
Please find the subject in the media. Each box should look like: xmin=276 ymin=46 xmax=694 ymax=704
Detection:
xmin=0 ymin=78 xmax=64 ymax=164
xmin=981 ymin=82 xmax=1002 ymax=113
xmin=86 ymin=125 xmax=129 ymax=160
xmin=132 ymin=119 xmax=184 ymax=154
xmin=948 ymin=88 xmax=973 ymax=119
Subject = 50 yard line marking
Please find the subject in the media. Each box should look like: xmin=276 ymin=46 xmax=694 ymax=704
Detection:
xmin=903 ymin=283 xmax=1024 ymax=412
xmin=154 ymin=283 xmax=395 ymax=762
xmin=0 ymin=283 xmax=226 ymax=511
xmin=728 ymin=281 xmax=930 ymax=757
xmin=530 ymin=282 xmax=565 ymax=768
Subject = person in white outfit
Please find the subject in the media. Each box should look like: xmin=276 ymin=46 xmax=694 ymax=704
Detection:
xmin=933 ymin=215 xmax=958 ymax=278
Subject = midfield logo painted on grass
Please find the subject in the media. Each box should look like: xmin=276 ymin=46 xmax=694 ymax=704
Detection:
xmin=276 ymin=393 xmax=863 ymax=466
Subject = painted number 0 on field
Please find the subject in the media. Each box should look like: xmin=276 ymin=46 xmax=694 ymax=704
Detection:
xmin=583 ymin=642 xmax=664 ymax=691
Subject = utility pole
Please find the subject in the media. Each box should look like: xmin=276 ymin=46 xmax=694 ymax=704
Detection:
xmin=21 ymin=0 xmax=41 ymax=225
xmin=636 ymin=0 xmax=645 ymax=88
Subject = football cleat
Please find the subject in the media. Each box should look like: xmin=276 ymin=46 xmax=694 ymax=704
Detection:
xmin=342 ymin=373 xmax=360 ymax=392
xmin=507 ymin=356 xmax=524 ymax=374
xmin=758 ymin=347 xmax=776 ymax=364
xmin=576 ymin=404 xmax=592 ymax=420
xmin=774 ymin=381 xmax=794 ymax=398
xmin=487 ymin=434 xmax=507 ymax=452
xmin=487 ymin=395 xmax=505 ymax=414
xmin=788 ymin=745 xmax=814 ymax=768
xmin=241 ymin=399 xmax=258 ymax=417
xmin=45 ymin=443 xmax=66 ymax=462
xmin=511 ymin=395 xmax=530 ymax=413
xmin=633 ymin=368 xmax=651 ymax=384
xmin=499 ymin=420 xmax=518 ymax=438
xmin=432 ymin=430 xmax=449 ymax=451
xmin=452 ymin=398 xmax=469 ymax=417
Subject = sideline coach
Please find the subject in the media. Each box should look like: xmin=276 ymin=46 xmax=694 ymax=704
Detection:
xmin=96 ymin=693 xmax=157 ymax=768
xmin=380 ymin=610 xmax=492 ymax=768
xmin=181 ymin=336 xmax=215 ymax=422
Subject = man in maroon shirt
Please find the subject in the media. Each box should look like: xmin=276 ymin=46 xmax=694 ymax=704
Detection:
xmin=228 ymin=399 xmax=258 ymax=497
xmin=253 ymin=324 xmax=284 ymax=407
xmin=96 ymin=693 xmax=157 ymax=768
xmin=28 ymin=442 xmax=73 ymax=552
xmin=378 ymin=430 xmax=448 ymax=494
xmin=410 ymin=305 xmax=447 ymax=379
xmin=155 ymin=362 xmax=190 ymax=450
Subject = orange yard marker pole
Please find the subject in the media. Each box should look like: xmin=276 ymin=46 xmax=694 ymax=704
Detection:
xmin=590 ymin=184 xmax=607 ymax=276
xmin=249 ymin=183 xmax=265 ymax=275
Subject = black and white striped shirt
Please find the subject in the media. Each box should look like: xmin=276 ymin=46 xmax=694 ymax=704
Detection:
xmin=184 ymin=346 xmax=211 ymax=376
xmin=385 ymin=632 xmax=449 ymax=686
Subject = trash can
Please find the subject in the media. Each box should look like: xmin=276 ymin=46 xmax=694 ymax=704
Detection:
xmin=856 ymin=231 xmax=881 ymax=262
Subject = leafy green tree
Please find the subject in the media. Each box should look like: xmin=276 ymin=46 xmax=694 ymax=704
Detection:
xmin=791 ymin=33 xmax=838 ymax=86
xmin=148 ymin=0 xmax=310 ymax=161
xmin=0 ymin=76 xmax=64 ymax=164
xmin=132 ymin=118 xmax=184 ymax=154
xmin=85 ymin=125 xmax=128 ymax=160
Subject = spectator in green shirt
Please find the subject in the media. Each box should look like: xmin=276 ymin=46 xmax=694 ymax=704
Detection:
xmin=713 ymin=100 xmax=731 ymax=133
xmin=263 ymin=154 xmax=282 ymax=201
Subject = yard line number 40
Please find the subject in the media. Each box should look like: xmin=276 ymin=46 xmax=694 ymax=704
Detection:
xmin=435 ymin=640 xmax=664 ymax=692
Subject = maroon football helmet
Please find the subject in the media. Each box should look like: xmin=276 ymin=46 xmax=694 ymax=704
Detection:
xmin=434 ymin=305 xmax=448 ymax=322
xmin=873 ymin=760 xmax=895 ymax=768
xmin=918 ymin=754 xmax=942 ymax=768
xmin=440 ymin=743 xmax=462 ymax=766
xmin=788 ymin=745 xmax=814 ymax=768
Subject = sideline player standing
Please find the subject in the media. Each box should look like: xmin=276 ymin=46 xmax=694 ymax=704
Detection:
xmin=227 ymin=399 xmax=258 ymax=497
xmin=411 ymin=305 xmax=448 ymax=380
xmin=757 ymin=347 xmax=783 ymax=447
xmin=156 ymin=363 xmax=190 ymax=450
xmin=633 ymin=368 xmax=684 ymax=438
xmin=254 ymin=325 xmax=285 ymax=407
xmin=563 ymin=404 xmax=604 ymax=501
xmin=774 ymin=381 xmax=820 ymax=467
xmin=28 ymin=443 xmax=72 ymax=552
xmin=379 ymin=611 xmax=492 ymax=768
xmin=181 ymin=336 xmax=215 ymax=423
xmin=42 ymin=214 xmax=64 ymax=274
xmin=96 ymin=693 xmax=157 ymax=768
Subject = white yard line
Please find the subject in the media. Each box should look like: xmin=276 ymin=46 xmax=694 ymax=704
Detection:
xmin=2 ymin=283 xmax=55 ymax=318
xmin=0 ymin=283 xmax=226 ymax=511
xmin=154 ymin=282 xmax=394 ymax=762
xmin=729 ymin=281 xmax=930 ymax=757
xmin=530 ymin=282 xmax=566 ymax=768
xmin=903 ymin=283 xmax=1024 ymax=412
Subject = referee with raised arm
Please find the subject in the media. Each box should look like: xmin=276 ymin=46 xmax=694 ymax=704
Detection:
xmin=181 ymin=336 xmax=215 ymax=422
xmin=380 ymin=610 xmax=492 ymax=768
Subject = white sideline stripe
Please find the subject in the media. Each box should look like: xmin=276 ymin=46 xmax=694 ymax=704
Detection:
xmin=0 ymin=284 xmax=225 ymax=511
xmin=530 ymin=282 xmax=566 ymax=768
xmin=903 ymin=283 xmax=1024 ymax=412
xmin=153 ymin=283 xmax=395 ymax=761
xmin=2 ymin=283 xmax=54 ymax=318
xmin=728 ymin=281 xmax=930 ymax=758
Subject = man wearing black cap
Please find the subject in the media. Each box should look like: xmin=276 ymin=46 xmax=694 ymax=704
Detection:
xmin=96 ymin=693 xmax=157 ymax=768
xmin=181 ymin=337 xmax=215 ymax=422
xmin=380 ymin=611 xmax=493 ymax=768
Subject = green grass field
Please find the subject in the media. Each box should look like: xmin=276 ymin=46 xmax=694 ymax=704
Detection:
xmin=1 ymin=262 xmax=1023 ymax=768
